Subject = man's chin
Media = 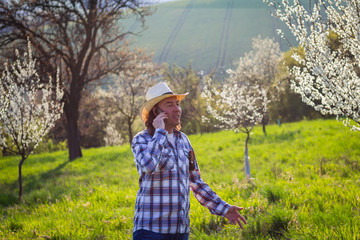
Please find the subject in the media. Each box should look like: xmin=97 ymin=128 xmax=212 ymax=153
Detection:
xmin=165 ymin=120 xmax=181 ymax=128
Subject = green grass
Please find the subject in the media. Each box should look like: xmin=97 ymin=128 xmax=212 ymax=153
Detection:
xmin=1 ymin=119 xmax=360 ymax=239
xmin=128 ymin=0 xmax=295 ymax=71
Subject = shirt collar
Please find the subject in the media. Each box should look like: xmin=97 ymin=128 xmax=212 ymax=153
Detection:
xmin=144 ymin=128 xmax=181 ymax=138
xmin=173 ymin=129 xmax=182 ymax=138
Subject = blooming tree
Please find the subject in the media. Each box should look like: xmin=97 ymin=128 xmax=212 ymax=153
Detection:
xmin=231 ymin=36 xmax=282 ymax=135
xmin=0 ymin=0 xmax=152 ymax=160
xmin=202 ymin=76 xmax=268 ymax=177
xmin=103 ymin=123 xmax=123 ymax=146
xmin=0 ymin=81 xmax=12 ymax=116
xmin=0 ymin=42 xmax=64 ymax=200
xmin=264 ymin=0 xmax=360 ymax=131
xmin=96 ymin=48 xmax=161 ymax=144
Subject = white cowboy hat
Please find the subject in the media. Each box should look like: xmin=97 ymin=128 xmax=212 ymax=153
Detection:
xmin=140 ymin=82 xmax=188 ymax=123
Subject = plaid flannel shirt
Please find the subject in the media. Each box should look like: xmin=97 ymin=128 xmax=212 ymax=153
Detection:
xmin=131 ymin=128 xmax=230 ymax=234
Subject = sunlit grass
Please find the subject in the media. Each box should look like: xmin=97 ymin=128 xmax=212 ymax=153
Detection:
xmin=0 ymin=119 xmax=359 ymax=239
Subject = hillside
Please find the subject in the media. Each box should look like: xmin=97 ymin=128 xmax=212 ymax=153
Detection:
xmin=0 ymin=119 xmax=359 ymax=239
xmin=126 ymin=0 xmax=297 ymax=73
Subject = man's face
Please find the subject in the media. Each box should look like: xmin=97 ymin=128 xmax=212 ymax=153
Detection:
xmin=157 ymin=96 xmax=182 ymax=128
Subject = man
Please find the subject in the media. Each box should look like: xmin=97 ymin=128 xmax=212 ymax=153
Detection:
xmin=131 ymin=82 xmax=247 ymax=240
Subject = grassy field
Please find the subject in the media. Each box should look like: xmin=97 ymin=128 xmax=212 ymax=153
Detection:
xmin=128 ymin=0 xmax=295 ymax=72
xmin=0 ymin=119 xmax=359 ymax=239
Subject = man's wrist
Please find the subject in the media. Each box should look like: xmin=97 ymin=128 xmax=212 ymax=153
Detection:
xmin=221 ymin=203 xmax=231 ymax=217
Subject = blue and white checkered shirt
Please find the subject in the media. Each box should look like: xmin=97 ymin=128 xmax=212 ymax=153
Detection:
xmin=131 ymin=128 xmax=230 ymax=234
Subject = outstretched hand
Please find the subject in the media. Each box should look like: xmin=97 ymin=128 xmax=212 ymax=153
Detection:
xmin=224 ymin=205 xmax=247 ymax=229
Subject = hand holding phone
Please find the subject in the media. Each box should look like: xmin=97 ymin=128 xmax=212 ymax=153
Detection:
xmin=155 ymin=107 xmax=163 ymax=116
xmin=152 ymin=107 xmax=167 ymax=129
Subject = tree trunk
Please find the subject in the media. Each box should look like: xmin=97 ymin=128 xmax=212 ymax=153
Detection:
xmin=262 ymin=122 xmax=267 ymax=136
xmin=18 ymin=156 xmax=25 ymax=200
xmin=2 ymin=148 xmax=10 ymax=156
xmin=64 ymin=93 xmax=82 ymax=161
xmin=244 ymin=131 xmax=251 ymax=178
xmin=128 ymin=119 xmax=133 ymax=145
xmin=262 ymin=114 xmax=267 ymax=136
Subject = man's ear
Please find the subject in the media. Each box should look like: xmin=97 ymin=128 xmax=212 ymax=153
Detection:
xmin=152 ymin=107 xmax=157 ymax=116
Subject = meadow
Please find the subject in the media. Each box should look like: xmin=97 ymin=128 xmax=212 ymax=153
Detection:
xmin=0 ymin=119 xmax=359 ymax=239
xmin=128 ymin=0 xmax=295 ymax=71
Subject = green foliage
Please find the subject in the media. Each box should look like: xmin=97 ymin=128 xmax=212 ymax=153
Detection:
xmin=261 ymin=185 xmax=283 ymax=204
xmin=268 ymin=45 xmax=326 ymax=123
xmin=268 ymin=82 xmax=324 ymax=123
xmin=0 ymin=119 xmax=359 ymax=239
xmin=269 ymin=30 xmax=347 ymax=124
xmin=78 ymin=91 xmax=108 ymax=148
xmin=282 ymin=45 xmax=305 ymax=69
xmin=1 ymin=136 xmax=67 ymax=157
xmin=0 ymin=135 xmax=17 ymax=157
xmin=46 ymin=83 xmax=109 ymax=150
xmin=163 ymin=63 xmax=219 ymax=134
xmin=327 ymin=30 xmax=342 ymax=52
xmin=8 ymin=220 xmax=23 ymax=232
xmin=33 ymin=139 xmax=67 ymax=154
xmin=163 ymin=63 xmax=203 ymax=134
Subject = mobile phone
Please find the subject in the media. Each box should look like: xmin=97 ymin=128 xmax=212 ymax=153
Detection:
xmin=155 ymin=107 xmax=163 ymax=116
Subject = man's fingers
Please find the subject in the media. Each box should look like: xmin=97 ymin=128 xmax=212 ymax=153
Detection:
xmin=158 ymin=112 xmax=168 ymax=119
xmin=153 ymin=113 xmax=168 ymax=124
xmin=152 ymin=112 xmax=169 ymax=129
xmin=234 ymin=206 xmax=243 ymax=211
xmin=239 ymin=215 xmax=247 ymax=225
xmin=225 ymin=206 xmax=247 ymax=229
xmin=155 ymin=112 xmax=166 ymax=118
xmin=231 ymin=205 xmax=247 ymax=225
xmin=236 ymin=218 xmax=243 ymax=229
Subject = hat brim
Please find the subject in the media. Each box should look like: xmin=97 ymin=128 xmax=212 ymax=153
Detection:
xmin=140 ymin=93 xmax=188 ymax=123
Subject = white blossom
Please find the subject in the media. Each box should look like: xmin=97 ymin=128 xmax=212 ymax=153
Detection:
xmin=264 ymin=0 xmax=360 ymax=131
xmin=0 ymin=40 xmax=64 ymax=158
xmin=103 ymin=123 xmax=123 ymax=146
xmin=202 ymin=78 xmax=268 ymax=132
xmin=234 ymin=36 xmax=282 ymax=90
xmin=95 ymin=48 xmax=161 ymax=143
xmin=202 ymin=73 xmax=269 ymax=177
xmin=101 ymin=55 xmax=159 ymax=120
xmin=231 ymin=36 xmax=282 ymax=134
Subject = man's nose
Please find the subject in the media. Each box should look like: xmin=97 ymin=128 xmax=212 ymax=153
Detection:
xmin=173 ymin=105 xmax=181 ymax=112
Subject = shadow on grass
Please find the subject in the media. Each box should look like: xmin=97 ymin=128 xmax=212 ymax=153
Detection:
xmin=0 ymin=160 xmax=69 ymax=208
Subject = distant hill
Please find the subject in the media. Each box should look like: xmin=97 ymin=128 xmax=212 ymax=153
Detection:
xmin=125 ymin=0 xmax=298 ymax=74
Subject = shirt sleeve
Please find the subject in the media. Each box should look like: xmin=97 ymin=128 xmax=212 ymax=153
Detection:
xmin=190 ymin=167 xmax=230 ymax=217
xmin=131 ymin=128 xmax=176 ymax=174
xmin=182 ymin=135 xmax=230 ymax=217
